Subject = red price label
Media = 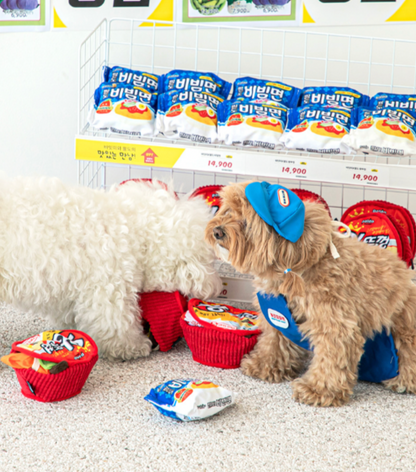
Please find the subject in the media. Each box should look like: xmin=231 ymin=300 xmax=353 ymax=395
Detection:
xmin=352 ymin=173 xmax=378 ymax=183
xmin=282 ymin=167 xmax=307 ymax=176
xmin=208 ymin=160 xmax=233 ymax=169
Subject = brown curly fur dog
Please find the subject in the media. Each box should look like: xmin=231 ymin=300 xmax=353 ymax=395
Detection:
xmin=205 ymin=181 xmax=416 ymax=407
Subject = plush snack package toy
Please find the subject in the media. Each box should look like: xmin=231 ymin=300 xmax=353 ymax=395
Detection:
xmin=159 ymin=70 xmax=231 ymax=98
xmin=299 ymin=86 xmax=369 ymax=110
xmin=1 ymin=330 xmax=98 ymax=402
xmin=342 ymin=107 xmax=416 ymax=157
xmin=89 ymin=83 xmax=158 ymax=137
xmin=218 ymin=99 xmax=288 ymax=150
xmin=232 ymin=77 xmax=300 ymax=108
xmin=190 ymin=185 xmax=224 ymax=216
xmin=156 ymin=90 xmax=224 ymax=144
xmin=144 ymin=379 xmax=235 ymax=421
xmin=341 ymin=200 xmax=415 ymax=267
xmin=180 ymin=299 xmax=261 ymax=368
xmin=280 ymin=105 xmax=354 ymax=154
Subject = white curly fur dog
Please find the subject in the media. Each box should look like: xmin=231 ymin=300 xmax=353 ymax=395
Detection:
xmin=0 ymin=176 xmax=221 ymax=360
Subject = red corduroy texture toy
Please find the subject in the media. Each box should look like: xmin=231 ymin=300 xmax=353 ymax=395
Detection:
xmin=7 ymin=330 xmax=98 ymax=402
xmin=180 ymin=299 xmax=261 ymax=369
xmin=140 ymin=291 xmax=188 ymax=352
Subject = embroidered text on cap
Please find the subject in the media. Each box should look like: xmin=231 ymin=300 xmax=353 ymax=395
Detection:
xmin=278 ymin=189 xmax=290 ymax=207
xmin=268 ymin=309 xmax=289 ymax=329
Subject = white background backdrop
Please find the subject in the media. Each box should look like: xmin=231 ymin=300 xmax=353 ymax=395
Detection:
xmin=1 ymin=23 xmax=416 ymax=185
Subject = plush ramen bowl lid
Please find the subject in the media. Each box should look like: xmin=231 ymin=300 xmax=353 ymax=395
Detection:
xmin=180 ymin=299 xmax=261 ymax=369
xmin=8 ymin=330 xmax=98 ymax=403
xmin=190 ymin=185 xmax=224 ymax=216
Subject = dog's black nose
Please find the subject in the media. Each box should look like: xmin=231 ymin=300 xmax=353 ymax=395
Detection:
xmin=213 ymin=226 xmax=225 ymax=240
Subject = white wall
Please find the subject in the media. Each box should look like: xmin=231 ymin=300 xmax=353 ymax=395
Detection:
xmin=1 ymin=23 xmax=416 ymax=186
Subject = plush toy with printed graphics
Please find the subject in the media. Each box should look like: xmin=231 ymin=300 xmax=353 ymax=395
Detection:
xmin=310 ymin=121 xmax=347 ymax=138
xmin=114 ymin=100 xmax=152 ymax=120
xmin=246 ymin=116 xmax=283 ymax=133
xmin=205 ymin=181 xmax=416 ymax=407
xmin=375 ymin=119 xmax=415 ymax=141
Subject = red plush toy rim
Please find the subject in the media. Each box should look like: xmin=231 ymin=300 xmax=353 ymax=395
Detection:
xmin=179 ymin=317 xmax=259 ymax=369
xmin=11 ymin=329 xmax=98 ymax=366
xmin=119 ymin=178 xmax=179 ymax=199
xmin=291 ymin=188 xmax=332 ymax=218
xmin=189 ymin=185 xmax=224 ymax=203
xmin=187 ymin=299 xmax=262 ymax=336
xmin=341 ymin=201 xmax=413 ymax=265
xmin=341 ymin=212 xmax=407 ymax=263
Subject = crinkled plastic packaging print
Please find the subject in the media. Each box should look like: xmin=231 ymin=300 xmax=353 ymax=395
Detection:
xmin=281 ymin=105 xmax=354 ymax=154
xmin=160 ymin=70 xmax=232 ymax=98
xmin=102 ymin=66 xmax=160 ymax=94
xmin=89 ymin=83 xmax=158 ymax=137
xmin=299 ymin=86 xmax=369 ymax=110
xmin=342 ymin=107 xmax=416 ymax=156
xmin=144 ymin=379 xmax=235 ymax=421
xmin=156 ymin=90 xmax=224 ymax=144
xmin=232 ymin=77 xmax=301 ymax=108
xmin=218 ymin=99 xmax=288 ymax=149
xmin=370 ymin=93 xmax=416 ymax=111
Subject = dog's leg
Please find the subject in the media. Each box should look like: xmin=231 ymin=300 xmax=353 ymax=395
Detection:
xmin=241 ymin=316 xmax=307 ymax=382
xmin=291 ymin=305 xmax=365 ymax=407
xmin=74 ymin=290 xmax=152 ymax=361
xmin=384 ymin=286 xmax=416 ymax=394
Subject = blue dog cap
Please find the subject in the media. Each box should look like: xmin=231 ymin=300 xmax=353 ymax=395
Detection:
xmin=245 ymin=182 xmax=305 ymax=243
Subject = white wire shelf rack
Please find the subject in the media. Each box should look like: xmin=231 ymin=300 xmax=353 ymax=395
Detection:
xmin=77 ymin=18 xmax=416 ymax=228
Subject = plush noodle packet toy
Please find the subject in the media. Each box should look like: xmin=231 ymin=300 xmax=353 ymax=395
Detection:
xmin=232 ymin=77 xmax=300 ymax=108
xmin=156 ymin=90 xmax=224 ymax=144
xmin=144 ymin=379 xmax=235 ymax=421
xmin=299 ymin=86 xmax=369 ymax=110
xmin=341 ymin=107 xmax=416 ymax=156
xmin=159 ymin=70 xmax=231 ymax=98
xmin=280 ymin=105 xmax=354 ymax=154
xmin=218 ymin=99 xmax=288 ymax=150
xmin=89 ymin=83 xmax=158 ymax=137
xmin=370 ymin=92 xmax=416 ymax=111
xmin=102 ymin=66 xmax=160 ymax=94
xmin=1 ymin=330 xmax=98 ymax=402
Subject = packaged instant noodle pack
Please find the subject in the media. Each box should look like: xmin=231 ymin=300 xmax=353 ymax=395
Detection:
xmin=144 ymin=379 xmax=235 ymax=421
xmin=88 ymin=65 xmax=416 ymax=157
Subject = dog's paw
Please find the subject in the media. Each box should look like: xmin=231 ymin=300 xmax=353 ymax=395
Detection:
xmin=101 ymin=337 xmax=153 ymax=361
xmin=240 ymin=354 xmax=285 ymax=383
xmin=291 ymin=377 xmax=349 ymax=407
xmin=383 ymin=375 xmax=416 ymax=394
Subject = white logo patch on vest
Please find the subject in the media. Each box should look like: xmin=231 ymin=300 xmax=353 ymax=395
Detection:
xmin=268 ymin=308 xmax=289 ymax=329
xmin=277 ymin=189 xmax=290 ymax=207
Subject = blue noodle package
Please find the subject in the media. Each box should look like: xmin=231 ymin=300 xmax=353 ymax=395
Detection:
xmin=144 ymin=379 xmax=235 ymax=421
xmin=156 ymin=90 xmax=224 ymax=143
xmin=342 ymin=107 xmax=416 ymax=156
xmin=232 ymin=77 xmax=300 ymax=108
xmin=102 ymin=66 xmax=160 ymax=94
xmin=299 ymin=86 xmax=369 ymax=110
xmin=160 ymin=70 xmax=232 ymax=98
xmin=218 ymin=99 xmax=288 ymax=149
xmin=280 ymin=105 xmax=354 ymax=154
xmin=370 ymin=93 xmax=416 ymax=111
xmin=89 ymin=83 xmax=158 ymax=137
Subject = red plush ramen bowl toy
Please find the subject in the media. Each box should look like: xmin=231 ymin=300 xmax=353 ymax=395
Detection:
xmin=1 ymin=330 xmax=98 ymax=402
xmin=180 ymin=299 xmax=261 ymax=369
xmin=190 ymin=185 xmax=224 ymax=216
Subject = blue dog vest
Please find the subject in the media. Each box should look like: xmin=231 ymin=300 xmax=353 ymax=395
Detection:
xmin=257 ymin=292 xmax=399 ymax=383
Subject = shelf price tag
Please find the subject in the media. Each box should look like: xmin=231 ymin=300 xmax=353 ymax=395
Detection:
xmin=342 ymin=164 xmax=389 ymax=187
xmin=174 ymin=149 xmax=245 ymax=174
xmin=274 ymin=157 xmax=310 ymax=180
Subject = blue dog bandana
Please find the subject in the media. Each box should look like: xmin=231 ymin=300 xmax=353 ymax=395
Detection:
xmin=257 ymin=292 xmax=399 ymax=383
xmin=245 ymin=182 xmax=305 ymax=243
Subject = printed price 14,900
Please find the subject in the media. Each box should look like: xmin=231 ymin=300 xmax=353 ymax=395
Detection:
xmin=282 ymin=167 xmax=307 ymax=175
xmin=353 ymin=174 xmax=378 ymax=183
xmin=208 ymin=160 xmax=233 ymax=169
